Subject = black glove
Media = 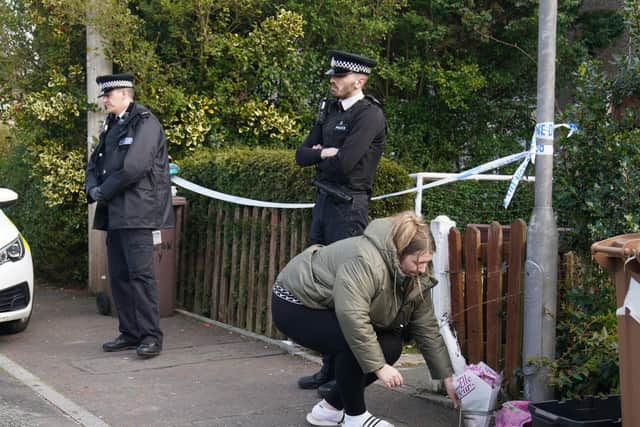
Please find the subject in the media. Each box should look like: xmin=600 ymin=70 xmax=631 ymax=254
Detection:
xmin=89 ymin=186 xmax=105 ymax=203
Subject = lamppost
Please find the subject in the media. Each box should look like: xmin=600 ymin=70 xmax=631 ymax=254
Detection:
xmin=522 ymin=0 xmax=559 ymax=401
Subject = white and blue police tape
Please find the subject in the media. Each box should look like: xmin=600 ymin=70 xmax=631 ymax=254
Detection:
xmin=171 ymin=176 xmax=315 ymax=209
xmin=531 ymin=122 xmax=578 ymax=163
xmin=555 ymin=122 xmax=578 ymax=137
xmin=373 ymin=150 xmax=532 ymax=201
xmin=172 ymin=149 xmax=532 ymax=208
xmin=503 ymin=122 xmax=578 ymax=208
xmin=172 ymin=122 xmax=578 ymax=211
xmin=173 ymin=151 xmax=531 ymax=208
xmin=502 ymin=156 xmax=531 ymax=208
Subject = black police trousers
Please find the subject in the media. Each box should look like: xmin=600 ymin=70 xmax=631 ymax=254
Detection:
xmin=106 ymin=229 xmax=163 ymax=345
xmin=308 ymin=190 xmax=370 ymax=383
xmin=309 ymin=191 xmax=369 ymax=246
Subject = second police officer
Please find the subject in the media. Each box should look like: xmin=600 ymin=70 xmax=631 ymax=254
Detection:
xmin=86 ymin=73 xmax=174 ymax=359
xmin=295 ymin=50 xmax=387 ymax=393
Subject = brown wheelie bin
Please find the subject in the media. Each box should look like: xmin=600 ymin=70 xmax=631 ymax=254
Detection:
xmin=591 ymin=234 xmax=640 ymax=427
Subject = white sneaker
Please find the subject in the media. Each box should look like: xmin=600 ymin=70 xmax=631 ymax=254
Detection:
xmin=306 ymin=400 xmax=345 ymax=426
xmin=341 ymin=413 xmax=394 ymax=427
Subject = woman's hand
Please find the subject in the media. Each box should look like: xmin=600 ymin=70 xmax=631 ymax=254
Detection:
xmin=443 ymin=376 xmax=459 ymax=408
xmin=375 ymin=364 xmax=404 ymax=388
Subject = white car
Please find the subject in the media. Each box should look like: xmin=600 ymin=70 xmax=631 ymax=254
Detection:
xmin=0 ymin=188 xmax=34 ymax=334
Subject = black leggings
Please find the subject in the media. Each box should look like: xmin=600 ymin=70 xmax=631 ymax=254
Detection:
xmin=272 ymin=294 xmax=402 ymax=415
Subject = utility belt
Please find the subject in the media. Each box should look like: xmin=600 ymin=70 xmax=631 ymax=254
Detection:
xmin=312 ymin=179 xmax=368 ymax=203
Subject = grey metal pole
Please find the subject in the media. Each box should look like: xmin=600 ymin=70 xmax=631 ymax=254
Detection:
xmin=522 ymin=0 xmax=558 ymax=401
xmin=86 ymin=5 xmax=112 ymax=294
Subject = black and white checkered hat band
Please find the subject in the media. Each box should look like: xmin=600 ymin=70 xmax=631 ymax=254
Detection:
xmin=99 ymin=80 xmax=134 ymax=91
xmin=331 ymin=57 xmax=371 ymax=74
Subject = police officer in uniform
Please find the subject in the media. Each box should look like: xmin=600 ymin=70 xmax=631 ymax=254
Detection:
xmin=295 ymin=51 xmax=386 ymax=391
xmin=86 ymin=73 xmax=174 ymax=359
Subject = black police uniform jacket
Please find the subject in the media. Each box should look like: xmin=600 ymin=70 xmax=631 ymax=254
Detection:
xmin=86 ymin=102 xmax=174 ymax=231
xmin=295 ymin=96 xmax=386 ymax=193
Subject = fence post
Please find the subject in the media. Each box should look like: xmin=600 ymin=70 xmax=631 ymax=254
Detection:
xmin=414 ymin=175 xmax=424 ymax=216
xmin=430 ymin=215 xmax=456 ymax=319
xmin=485 ymin=221 xmax=504 ymax=370
xmin=416 ymin=215 xmax=457 ymax=394
xmin=465 ymin=225 xmax=483 ymax=363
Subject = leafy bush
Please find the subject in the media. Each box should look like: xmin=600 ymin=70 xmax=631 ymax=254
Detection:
xmin=421 ymin=179 xmax=534 ymax=228
xmin=0 ymin=125 xmax=10 ymax=158
xmin=556 ymin=60 xmax=640 ymax=255
xmin=545 ymin=1 xmax=640 ymax=395
xmin=535 ymin=259 xmax=619 ymax=399
xmin=577 ymin=10 xmax=625 ymax=52
xmin=0 ymin=142 xmax=87 ymax=286
xmin=176 ymin=147 xmax=413 ymax=220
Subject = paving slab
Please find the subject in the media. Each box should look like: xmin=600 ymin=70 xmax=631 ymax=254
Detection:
xmin=0 ymin=286 xmax=459 ymax=427
xmin=0 ymin=368 xmax=78 ymax=427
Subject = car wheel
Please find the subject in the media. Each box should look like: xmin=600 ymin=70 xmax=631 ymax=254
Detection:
xmin=0 ymin=314 xmax=31 ymax=335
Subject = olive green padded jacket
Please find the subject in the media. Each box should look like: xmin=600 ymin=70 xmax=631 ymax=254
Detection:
xmin=276 ymin=217 xmax=453 ymax=378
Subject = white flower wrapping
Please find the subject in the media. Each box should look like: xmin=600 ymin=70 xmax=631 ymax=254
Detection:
xmin=454 ymin=362 xmax=502 ymax=412
xmin=439 ymin=316 xmax=502 ymax=427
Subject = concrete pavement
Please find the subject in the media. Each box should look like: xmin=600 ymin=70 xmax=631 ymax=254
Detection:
xmin=0 ymin=363 xmax=78 ymax=427
xmin=0 ymin=286 xmax=459 ymax=427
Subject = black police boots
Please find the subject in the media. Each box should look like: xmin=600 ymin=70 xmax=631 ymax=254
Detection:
xmin=299 ymin=355 xmax=334 ymax=389
xmin=298 ymin=369 xmax=331 ymax=389
xmin=102 ymin=335 xmax=138 ymax=352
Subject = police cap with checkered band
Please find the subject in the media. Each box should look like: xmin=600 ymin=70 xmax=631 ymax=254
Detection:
xmin=96 ymin=73 xmax=134 ymax=97
xmin=325 ymin=50 xmax=377 ymax=77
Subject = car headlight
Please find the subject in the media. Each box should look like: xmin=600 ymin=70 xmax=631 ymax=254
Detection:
xmin=0 ymin=236 xmax=25 ymax=265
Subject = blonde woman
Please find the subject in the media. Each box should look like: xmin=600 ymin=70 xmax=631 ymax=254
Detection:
xmin=272 ymin=211 xmax=458 ymax=427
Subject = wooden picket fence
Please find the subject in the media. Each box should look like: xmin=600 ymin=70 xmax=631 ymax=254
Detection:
xmin=176 ymin=199 xmax=310 ymax=338
xmin=175 ymin=197 xmax=528 ymax=378
xmin=448 ymin=220 xmax=527 ymax=381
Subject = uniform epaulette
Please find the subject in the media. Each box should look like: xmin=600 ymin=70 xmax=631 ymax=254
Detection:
xmin=134 ymin=111 xmax=151 ymax=126
xmin=364 ymin=95 xmax=383 ymax=109
xmin=125 ymin=110 xmax=152 ymax=136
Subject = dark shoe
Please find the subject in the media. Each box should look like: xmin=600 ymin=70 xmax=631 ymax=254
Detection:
xmin=136 ymin=342 xmax=162 ymax=359
xmin=317 ymin=379 xmax=337 ymax=399
xmin=298 ymin=370 xmax=331 ymax=390
xmin=102 ymin=336 xmax=138 ymax=352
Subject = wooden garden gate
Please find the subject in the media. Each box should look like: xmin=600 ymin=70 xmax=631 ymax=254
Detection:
xmin=448 ymin=220 xmax=527 ymax=382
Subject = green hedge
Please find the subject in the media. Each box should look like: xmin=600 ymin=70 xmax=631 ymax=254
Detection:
xmin=176 ymin=147 xmax=534 ymax=226
xmin=421 ymin=179 xmax=534 ymax=228
xmin=177 ymin=147 xmax=414 ymax=219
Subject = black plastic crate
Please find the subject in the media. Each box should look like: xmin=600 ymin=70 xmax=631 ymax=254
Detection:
xmin=529 ymin=395 xmax=621 ymax=426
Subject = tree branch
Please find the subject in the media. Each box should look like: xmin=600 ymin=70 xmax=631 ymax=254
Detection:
xmin=474 ymin=28 xmax=537 ymax=65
